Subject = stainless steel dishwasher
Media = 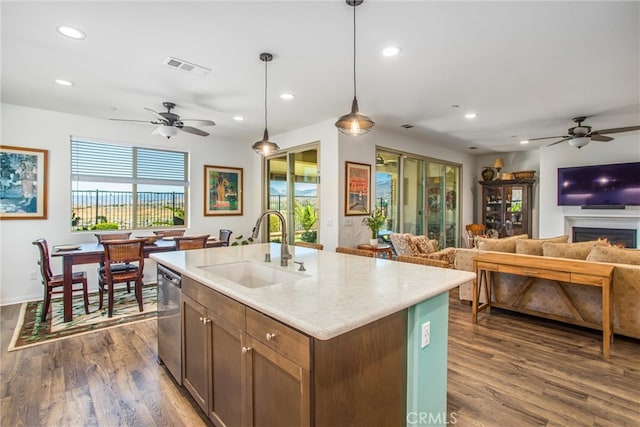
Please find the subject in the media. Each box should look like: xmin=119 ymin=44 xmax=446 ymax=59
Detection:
xmin=157 ymin=264 xmax=182 ymax=384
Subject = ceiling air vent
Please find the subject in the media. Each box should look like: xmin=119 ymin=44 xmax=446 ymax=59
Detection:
xmin=162 ymin=57 xmax=211 ymax=77
xmin=400 ymin=124 xmax=414 ymax=129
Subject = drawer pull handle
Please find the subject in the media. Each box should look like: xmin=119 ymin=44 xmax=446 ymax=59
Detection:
xmin=242 ymin=346 xmax=252 ymax=354
xmin=204 ymin=318 xmax=211 ymax=324
xmin=522 ymin=269 xmax=539 ymax=274
xmin=266 ymin=332 xmax=277 ymax=342
xmin=199 ymin=316 xmax=204 ymax=323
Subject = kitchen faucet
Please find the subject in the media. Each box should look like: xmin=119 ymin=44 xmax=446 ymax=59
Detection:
xmin=252 ymin=210 xmax=292 ymax=266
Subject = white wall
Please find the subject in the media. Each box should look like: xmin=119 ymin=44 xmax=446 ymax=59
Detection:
xmin=539 ymin=133 xmax=640 ymax=238
xmin=1 ymin=103 xmax=256 ymax=304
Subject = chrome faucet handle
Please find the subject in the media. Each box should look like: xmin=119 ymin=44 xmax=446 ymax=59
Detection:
xmin=294 ymin=261 xmax=306 ymax=271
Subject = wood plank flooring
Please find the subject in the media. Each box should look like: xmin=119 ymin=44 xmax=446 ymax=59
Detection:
xmin=1 ymin=292 xmax=638 ymax=426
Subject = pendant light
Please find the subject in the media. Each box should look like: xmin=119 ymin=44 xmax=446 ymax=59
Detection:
xmin=252 ymin=52 xmax=280 ymax=155
xmin=335 ymin=0 xmax=374 ymax=136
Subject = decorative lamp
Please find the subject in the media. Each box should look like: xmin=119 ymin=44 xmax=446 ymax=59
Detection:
xmin=335 ymin=0 xmax=374 ymax=136
xmin=251 ymin=53 xmax=280 ymax=155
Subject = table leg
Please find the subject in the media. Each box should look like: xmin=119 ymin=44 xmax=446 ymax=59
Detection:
xmin=63 ymin=256 xmax=73 ymax=322
xmin=602 ymin=280 xmax=612 ymax=358
xmin=472 ymin=270 xmax=480 ymax=324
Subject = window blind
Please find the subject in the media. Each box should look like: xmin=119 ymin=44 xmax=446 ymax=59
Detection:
xmin=71 ymin=139 xmax=188 ymax=186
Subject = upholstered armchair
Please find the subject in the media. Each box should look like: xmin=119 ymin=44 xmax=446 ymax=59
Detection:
xmin=389 ymin=233 xmax=456 ymax=267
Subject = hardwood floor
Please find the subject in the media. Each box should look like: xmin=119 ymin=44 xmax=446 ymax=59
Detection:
xmin=1 ymin=293 xmax=638 ymax=426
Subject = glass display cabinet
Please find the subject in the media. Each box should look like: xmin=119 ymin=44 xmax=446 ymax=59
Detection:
xmin=480 ymin=179 xmax=534 ymax=238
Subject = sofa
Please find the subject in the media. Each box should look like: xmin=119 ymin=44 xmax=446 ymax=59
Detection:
xmin=389 ymin=233 xmax=456 ymax=267
xmin=454 ymin=236 xmax=640 ymax=340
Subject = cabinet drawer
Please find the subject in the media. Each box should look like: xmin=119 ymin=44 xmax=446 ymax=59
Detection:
xmin=182 ymin=277 xmax=245 ymax=328
xmin=498 ymin=264 xmax=570 ymax=282
xmin=571 ymin=273 xmax=608 ymax=286
xmin=246 ymin=308 xmax=310 ymax=369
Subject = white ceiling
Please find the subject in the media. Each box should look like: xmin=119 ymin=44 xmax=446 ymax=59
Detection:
xmin=2 ymin=1 xmax=639 ymax=154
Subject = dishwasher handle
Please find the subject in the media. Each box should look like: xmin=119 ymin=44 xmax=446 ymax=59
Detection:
xmin=158 ymin=265 xmax=182 ymax=287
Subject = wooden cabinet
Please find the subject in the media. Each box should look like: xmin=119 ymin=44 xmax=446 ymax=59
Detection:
xmin=480 ymin=179 xmax=534 ymax=238
xmin=181 ymin=276 xmax=406 ymax=426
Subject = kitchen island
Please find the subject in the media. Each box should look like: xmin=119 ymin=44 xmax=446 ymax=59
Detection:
xmin=152 ymin=243 xmax=475 ymax=427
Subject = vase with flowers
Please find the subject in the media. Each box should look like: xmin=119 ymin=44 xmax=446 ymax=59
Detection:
xmin=362 ymin=207 xmax=387 ymax=246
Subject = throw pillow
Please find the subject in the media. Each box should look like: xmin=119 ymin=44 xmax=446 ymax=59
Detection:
xmin=542 ymin=240 xmax=610 ymax=260
xmin=409 ymin=235 xmax=435 ymax=255
xmin=586 ymin=245 xmax=640 ymax=266
xmin=515 ymin=235 xmax=569 ymax=256
xmin=477 ymin=234 xmax=529 ymax=253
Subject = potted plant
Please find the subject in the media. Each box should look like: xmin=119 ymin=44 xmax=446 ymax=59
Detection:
xmin=362 ymin=207 xmax=386 ymax=246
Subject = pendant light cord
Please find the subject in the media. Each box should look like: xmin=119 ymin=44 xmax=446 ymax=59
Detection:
xmin=264 ymin=58 xmax=268 ymax=131
xmin=352 ymin=3 xmax=357 ymax=99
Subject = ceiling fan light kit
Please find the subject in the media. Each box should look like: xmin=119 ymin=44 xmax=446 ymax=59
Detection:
xmin=251 ymin=52 xmax=280 ymax=156
xmin=568 ymin=136 xmax=590 ymax=149
xmin=335 ymin=0 xmax=375 ymax=137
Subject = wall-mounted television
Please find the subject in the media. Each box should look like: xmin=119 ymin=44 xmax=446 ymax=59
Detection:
xmin=557 ymin=161 xmax=640 ymax=207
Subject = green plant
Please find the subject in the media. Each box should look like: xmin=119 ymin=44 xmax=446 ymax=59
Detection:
xmin=91 ymin=222 xmax=119 ymax=230
xmin=362 ymin=207 xmax=386 ymax=239
xmin=230 ymin=234 xmax=254 ymax=246
xmin=295 ymin=203 xmax=318 ymax=243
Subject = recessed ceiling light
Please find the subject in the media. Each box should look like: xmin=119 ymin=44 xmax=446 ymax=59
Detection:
xmin=233 ymin=115 xmax=244 ymax=122
xmin=382 ymin=46 xmax=400 ymax=57
xmin=520 ymin=140 xmax=530 ymax=144
xmin=464 ymin=113 xmax=478 ymax=119
xmin=55 ymin=79 xmax=74 ymax=86
xmin=280 ymin=92 xmax=295 ymax=100
xmin=56 ymin=26 xmax=86 ymax=40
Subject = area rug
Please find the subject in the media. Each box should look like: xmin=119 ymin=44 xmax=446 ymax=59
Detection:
xmin=8 ymin=285 xmax=158 ymax=351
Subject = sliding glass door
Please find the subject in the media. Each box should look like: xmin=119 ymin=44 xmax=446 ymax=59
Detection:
xmin=427 ymin=162 xmax=459 ymax=248
xmin=265 ymin=146 xmax=319 ymax=244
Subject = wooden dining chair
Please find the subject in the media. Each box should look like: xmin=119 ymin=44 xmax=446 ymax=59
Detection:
xmin=295 ymin=241 xmax=324 ymax=250
xmin=175 ymin=235 xmax=210 ymax=250
xmin=218 ymin=229 xmax=233 ymax=246
xmin=396 ymin=255 xmax=451 ymax=269
xmin=152 ymin=229 xmax=186 ymax=237
xmin=98 ymin=239 xmax=145 ymax=318
xmin=335 ymin=246 xmax=374 ymax=257
xmin=465 ymin=224 xmax=486 ymax=248
xmin=95 ymin=232 xmax=137 ymax=292
xmin=32 ymin=238 xmax=89 ymax=321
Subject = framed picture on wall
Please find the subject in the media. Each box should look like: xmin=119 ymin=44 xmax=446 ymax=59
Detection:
xmin=204 ymin=165 xmax=243 ymax=216
xmin=345 ymin=161 xmax=371 ymax=216
xmin=0 ymin=145 xmax=48 ymax=220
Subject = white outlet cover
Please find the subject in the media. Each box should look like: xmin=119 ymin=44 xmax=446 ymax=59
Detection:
xmin=421 ymin=321 xmax=431 ymax=348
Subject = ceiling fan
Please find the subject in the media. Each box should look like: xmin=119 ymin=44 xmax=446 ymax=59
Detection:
xmin=110 ymin=102 xmax=215 ymax=138
xmin=526 ymin=116 xmax=640 ymax=149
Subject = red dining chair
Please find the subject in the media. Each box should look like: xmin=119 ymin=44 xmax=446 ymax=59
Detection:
xmin=32 ymin=238 xmax=89 ymax=321
xmin=98 ymin=239 xmax=145 ymax=318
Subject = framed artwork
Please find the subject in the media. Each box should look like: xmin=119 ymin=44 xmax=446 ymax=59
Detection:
xmin=345 ymin=161 xmax=370 ymax=216
xmin=0 ymin=145 xmax=48 ymax=220
xmin=204 ymin=165 xmax=243 ymax=216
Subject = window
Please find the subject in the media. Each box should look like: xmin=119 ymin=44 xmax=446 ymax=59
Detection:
xmin=71 ymin=138 xmax=188 ymax=231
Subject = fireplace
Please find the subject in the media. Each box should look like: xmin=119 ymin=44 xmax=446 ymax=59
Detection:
xmin=573 ymin=227 xmax=637 ymax=248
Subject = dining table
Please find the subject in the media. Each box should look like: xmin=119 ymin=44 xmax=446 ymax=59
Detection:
xmin=51 ymin=238 xmax=225 ymax=322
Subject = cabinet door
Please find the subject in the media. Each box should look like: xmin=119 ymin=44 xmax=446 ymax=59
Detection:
xmin=483 ymin=185 xmax=504 ymax=236
xmin=242 ymin=335 xmax=311 ymax=427
xmin=209 ymin=316 xmax=243 ymax=427
xmin=182 ymin=294 xmax=209 ymax=414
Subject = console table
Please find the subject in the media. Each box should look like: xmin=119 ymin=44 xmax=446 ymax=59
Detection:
xmin=472 ymin=252 xmax=614 ymax=358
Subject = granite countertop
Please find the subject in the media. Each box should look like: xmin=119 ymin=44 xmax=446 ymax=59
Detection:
xmin=151 ymin=243 xmax=476 ymax=340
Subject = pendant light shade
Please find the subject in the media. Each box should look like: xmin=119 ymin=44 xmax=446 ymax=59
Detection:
xmin=335 ymin=0 xmax=374 ymax=136
xmin=252 ymin=52 xmax=280 ymax=155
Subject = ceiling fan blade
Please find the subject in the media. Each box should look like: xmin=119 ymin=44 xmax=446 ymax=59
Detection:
xmin=546 ymin=137 xmax=571 ymax=147
xmin=179 ymin=126 xmax=210 ymax=137
xmin=590 ymin=134 xmax=614 ymax=142
xmin=591 ymin=125 xmax=640 ymax=135
xmin=144 ymin=107 xmax=168 ymax=124
xmin=527 ymin=135 xmax=568 ymax=142
xmin=109 ymin=118 xmax=153 ymax=123
xmin=181 ymin=119 xmax=216 ymax=127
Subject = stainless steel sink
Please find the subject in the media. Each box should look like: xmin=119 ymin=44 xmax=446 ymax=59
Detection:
xmin=199 ymin=261 xmax=306 ymax=289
